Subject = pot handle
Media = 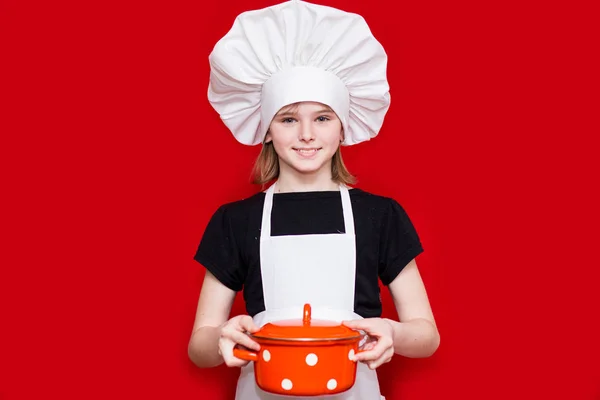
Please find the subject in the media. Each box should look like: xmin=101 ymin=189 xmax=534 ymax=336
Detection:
xmin=233 ymin=345 xmax=258 ymax=362
xmin=303 ymin=303 xmax=311 ymax=325
xmin=356 ymin=332 xmax=374 ymax=354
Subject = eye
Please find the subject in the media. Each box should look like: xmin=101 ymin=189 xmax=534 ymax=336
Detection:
xmin=316 ymin=116 xmax=330 ymax=122
xmin=281 ymin=117 xmax=296 ymax=124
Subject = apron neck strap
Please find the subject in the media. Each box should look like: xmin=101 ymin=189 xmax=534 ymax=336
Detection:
xmin=339 ymin=185 xmax=355 ymax=235
xmin=261 ymin=183 xmax=355 ymax=237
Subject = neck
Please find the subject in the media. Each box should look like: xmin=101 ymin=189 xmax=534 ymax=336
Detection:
xmin=275 ymin=164 xmax=339 ymax=193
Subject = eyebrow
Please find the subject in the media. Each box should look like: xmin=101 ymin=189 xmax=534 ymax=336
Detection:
xmin=276 ymin=108 xmax=334 ymax=117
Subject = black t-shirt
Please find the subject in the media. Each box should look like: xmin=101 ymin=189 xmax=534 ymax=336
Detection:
xmin=194 ymin=188 xmax=423 ymax=319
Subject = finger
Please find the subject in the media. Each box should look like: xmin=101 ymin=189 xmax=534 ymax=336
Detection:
xmin=341 ymin=319 xmax=367 ymax=330
xmin=218 ymin=338 xmax=234 ymax=363
xmin=227 ymin=352 xmax=251 ymax=368
xmin=367 ymin=356 xmax=392 ymax=369
xmin=342 ymin=319 xmax=380 ymax=336
xmin=363 ymin=335 xmax=378 ymax=345
xmin=239 ymin=316 xmax=260 ymax=333
xmin=219 ymin=338 xmax=251 ymax=368
xmin=367 ymin=349 xmax=394 ymax=370
xmin=349 ymin=342 xmax=375 ymax=362
xmin=354 ymin=337 xmax=393 ymax=362
xmin=225 ymin=353 xmax=251 ymax=368
xmin=360 ymin=341 xmax=377 ymax=352
xmin=355 ymin=349 xmax=379 ymax=362
xmin=224 ymin=329 xmax=261 ymax=351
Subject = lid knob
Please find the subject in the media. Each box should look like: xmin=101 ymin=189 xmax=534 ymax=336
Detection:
xmin=303 ymin=303 xmax=311 ymax=325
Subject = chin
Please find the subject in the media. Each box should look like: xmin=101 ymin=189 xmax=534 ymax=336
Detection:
xmin=284 ymin=160 xmax=329 ymax=175
xmin=291 ymin=164 xmax=324 ymax=174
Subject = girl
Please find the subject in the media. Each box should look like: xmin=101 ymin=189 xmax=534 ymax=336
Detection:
xmin=188 ymin=1 xmax=439 ymax=399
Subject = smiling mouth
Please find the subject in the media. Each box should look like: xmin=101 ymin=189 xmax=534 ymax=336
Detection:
xmin=293 ymin=148 xmax=321 ymax=156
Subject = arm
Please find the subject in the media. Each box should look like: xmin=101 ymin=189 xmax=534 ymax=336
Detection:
xmin=188 ymin=271 xmax=236 ymax=368
xmin=343 ymin=258 xmax=439 ymax=368
xmin=384 ymin=258 xmax=440 ymax=358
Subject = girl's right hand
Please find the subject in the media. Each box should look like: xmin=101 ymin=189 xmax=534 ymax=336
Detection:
xmin=218 ymin=315 xmax=260 ymax=367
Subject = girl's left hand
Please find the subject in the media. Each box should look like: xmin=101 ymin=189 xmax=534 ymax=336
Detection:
xmin=342 ymin=318 xmax=395 ymax=370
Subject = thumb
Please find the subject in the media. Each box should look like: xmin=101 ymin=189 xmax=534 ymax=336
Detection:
xmin=239 ymin=316 xmax=259 ymax=333
xmin=343 ymin=319 xmax=382 ymax=337
xmin=342 ymin=319 xmax=367 ymax=330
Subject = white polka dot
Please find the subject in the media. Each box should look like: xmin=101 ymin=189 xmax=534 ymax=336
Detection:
xmin=348 ymin=349 xmax=355 ymax=360
xmin=305 ymin=353 xmax=318 ymax=366
xmin=262 ymin=350 xmax=271 ymax=362
xmin=327 ymin=379 xmax=337 ymax=390
xmin=281 ymin=379 xmax=293 ymax=390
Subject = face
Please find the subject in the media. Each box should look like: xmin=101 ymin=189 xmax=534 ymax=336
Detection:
xmin=265 ymin=102 xmax=343 ymax=178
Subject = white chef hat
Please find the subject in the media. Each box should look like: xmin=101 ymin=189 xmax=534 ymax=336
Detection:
xmin=207 ymin=0 xmax=390 ymax=146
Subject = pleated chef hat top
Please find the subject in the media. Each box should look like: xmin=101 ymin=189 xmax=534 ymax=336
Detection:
xmin=207 ymin=0 xmax=391 ymax=146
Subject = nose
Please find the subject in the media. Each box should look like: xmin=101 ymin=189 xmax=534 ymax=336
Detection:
xmin=299 ymin=122 xmax=315 ymax=142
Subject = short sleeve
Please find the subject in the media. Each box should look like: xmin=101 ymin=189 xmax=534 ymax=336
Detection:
xmin=193 ymin=205 xmax=246 ymax=291
xmin=378 ymin=199 xmax=424 ymax=285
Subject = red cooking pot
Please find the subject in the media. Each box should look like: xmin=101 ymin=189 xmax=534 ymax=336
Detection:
xmin=233 ymin=304 xmax=366 ymax=396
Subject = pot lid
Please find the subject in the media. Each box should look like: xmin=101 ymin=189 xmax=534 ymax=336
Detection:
xmin=250 ymin=304 xmax=363 ymax=342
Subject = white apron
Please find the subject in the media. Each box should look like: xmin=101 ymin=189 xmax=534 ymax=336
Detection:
xmin=234 ymin=183 xmax=384 ymax=400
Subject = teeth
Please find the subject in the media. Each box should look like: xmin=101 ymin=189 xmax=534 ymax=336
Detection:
xmin=296 ymin=149 xmax=318 ymax=154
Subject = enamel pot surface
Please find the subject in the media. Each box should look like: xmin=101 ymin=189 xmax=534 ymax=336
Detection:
xmin=233 ymin=304 xmax=366 ymax=396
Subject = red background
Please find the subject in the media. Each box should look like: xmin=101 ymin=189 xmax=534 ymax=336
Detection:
xmin=1 ymin=0 xmax=599 ymax=398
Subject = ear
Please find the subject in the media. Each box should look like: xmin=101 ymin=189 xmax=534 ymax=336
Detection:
xmin=264 ymin=130 xmax=273 ymax=144
xmin=340 ymin=128 xmax=345 ymax=143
